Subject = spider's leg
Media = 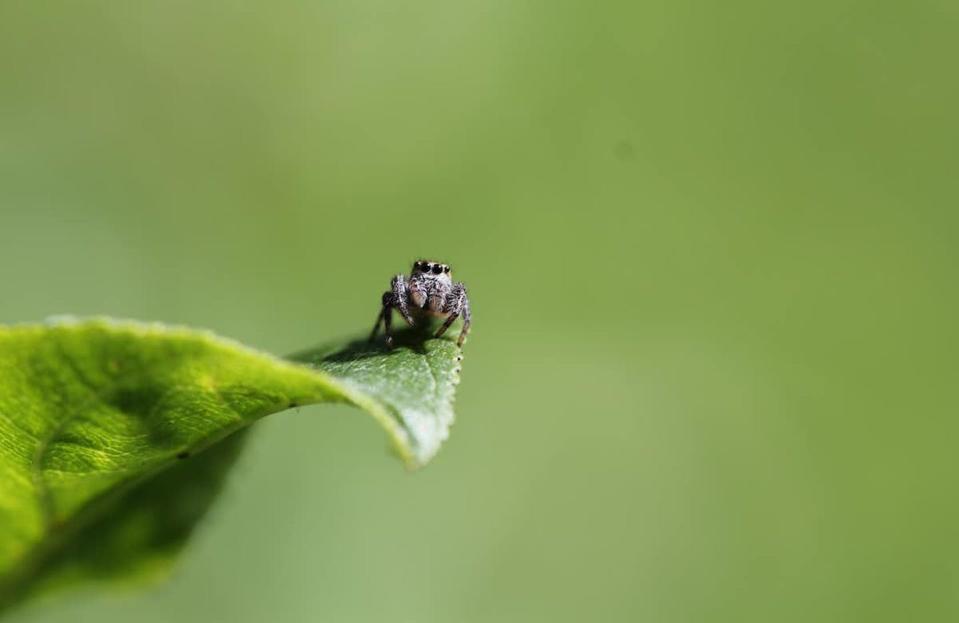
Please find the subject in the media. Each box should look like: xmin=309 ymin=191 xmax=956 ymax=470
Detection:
xmin=383 ymin=299 xmax=396 ymax=348
xmin=436 ymin=284 xmax=469 ymax=345
xmin=457 ymin=288 xmax=472 ymax=347
xmin=369 ymin=297 xmax=389 ymax=343
xmin=435 ymin=310 xmax=460 ymax=338
xmin=370 ymin=290 xmax=395 ymax=344
xmin=391 ymin=275 xmax=415 ymax=326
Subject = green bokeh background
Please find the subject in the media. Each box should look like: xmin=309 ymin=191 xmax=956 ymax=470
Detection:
xmin=1 ymin=1 xmax=956 ymax=621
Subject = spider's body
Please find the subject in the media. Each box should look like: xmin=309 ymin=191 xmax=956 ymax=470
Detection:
xmin=370 ymin=260 xmax=471 ymax=348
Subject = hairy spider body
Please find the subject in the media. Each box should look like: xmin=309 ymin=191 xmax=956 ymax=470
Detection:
xmin=369 ymin=260 xmax=471 ymax=348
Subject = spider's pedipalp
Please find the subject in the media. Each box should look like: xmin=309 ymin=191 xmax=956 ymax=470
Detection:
xmin=409 ymin=279 xmax=428 ymax=309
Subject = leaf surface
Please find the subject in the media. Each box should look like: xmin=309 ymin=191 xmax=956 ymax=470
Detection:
xmin=0 ymin=318 xmax=462 ymax=610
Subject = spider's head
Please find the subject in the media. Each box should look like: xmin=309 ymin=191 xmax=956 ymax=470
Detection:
xmin=412 ymin=260 xmax=451 ymax=278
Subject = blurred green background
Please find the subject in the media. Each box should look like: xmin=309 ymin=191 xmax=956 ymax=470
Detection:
xmin=1 ymin=1 xmax=957 ymax=621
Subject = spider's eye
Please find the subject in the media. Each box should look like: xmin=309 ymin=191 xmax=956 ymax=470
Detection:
xmin=432 ymin=264 xmax=443 ymax=275
xmin=444 ymin=266 xmax=450 ymax=273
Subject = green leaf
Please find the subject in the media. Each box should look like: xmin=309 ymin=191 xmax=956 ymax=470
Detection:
xmin=0 ymin=318 xmax=463 ymax=611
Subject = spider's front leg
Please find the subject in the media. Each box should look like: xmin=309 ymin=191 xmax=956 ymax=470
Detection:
xmin=435 ymin=283 xmax=472 ymax=347
xmin=370 ymin=274 xmax=415 ymax=348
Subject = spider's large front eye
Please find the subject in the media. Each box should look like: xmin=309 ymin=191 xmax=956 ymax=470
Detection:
xmin=432 ymin=264 xmax=443 ymax=275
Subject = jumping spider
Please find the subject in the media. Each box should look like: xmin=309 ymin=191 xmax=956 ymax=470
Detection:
xmin=369 ymin=259 xmax=472 ymax=348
